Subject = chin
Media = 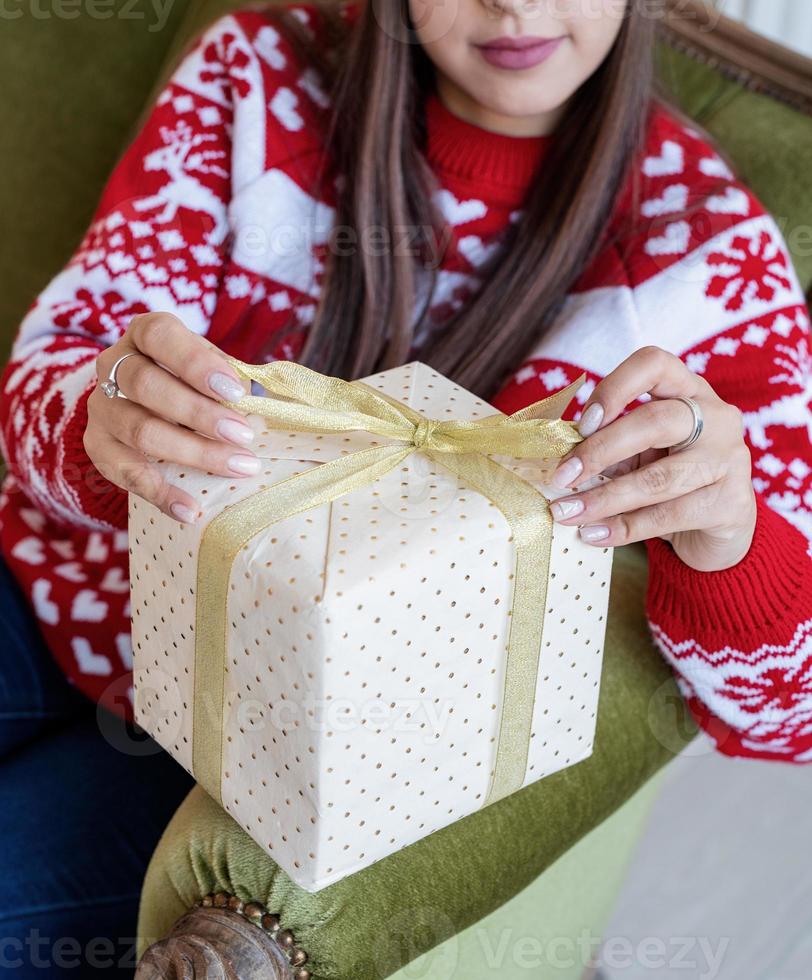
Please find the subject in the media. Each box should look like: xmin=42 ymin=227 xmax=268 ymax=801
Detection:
xmin=470 ymin=82 xmax=567 ymax=124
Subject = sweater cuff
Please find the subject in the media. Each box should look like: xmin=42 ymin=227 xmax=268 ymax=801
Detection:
xmin=645 ymin=494 xmax=811 ymax=648
xmin=61 ymin=379 xmax=128 ymax=529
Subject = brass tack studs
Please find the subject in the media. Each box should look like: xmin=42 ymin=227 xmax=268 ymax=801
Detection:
xmin=243 ymin=902 xmax=264 ymax=922
xmin=195 ymin=894 xmax=309 ymax=973
xmin=261 ymin=913 xmax=280 ymax=933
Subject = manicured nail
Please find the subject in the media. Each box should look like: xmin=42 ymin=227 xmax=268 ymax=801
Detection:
xmin=579 ymin=524 xmax=610 ymax=543
xmin=216 ymin=418 xmax=255 ymax=446
xmin=170 ymin=502 xmax=200 ymax=524
xmin=551 ymin=497 xmax=585 ymax=521
xmin=551 ymin=456 xmax=584 ymax=489
xmin=209 ymin=371 xmax=246 ymax=402
xmin=227 ymin=454 xmax=262 ymax=476
xmin=578 ymin=403 xmax=604 ymax=437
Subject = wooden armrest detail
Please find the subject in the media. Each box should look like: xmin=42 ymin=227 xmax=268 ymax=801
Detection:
xmin=136 ymin=893 xmax=310 ymax=980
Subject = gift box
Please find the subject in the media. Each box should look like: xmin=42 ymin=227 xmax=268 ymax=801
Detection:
xmin=130 ymin=359 xmax=613 ymax=892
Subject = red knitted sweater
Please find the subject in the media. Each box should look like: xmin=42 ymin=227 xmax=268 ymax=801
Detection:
xmin=1 ymin=3 xmax=811 ymax=762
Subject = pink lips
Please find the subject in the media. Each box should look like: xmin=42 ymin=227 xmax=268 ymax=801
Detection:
xmin=476 ymin=35 xmax=565 ymax=71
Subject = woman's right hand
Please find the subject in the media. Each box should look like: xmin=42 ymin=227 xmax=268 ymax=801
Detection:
xmin=84 ymin=313 xmax=260 ymax=524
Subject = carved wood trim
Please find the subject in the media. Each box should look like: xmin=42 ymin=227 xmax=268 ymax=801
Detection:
xmin=662 ymin=0 xmax=812 ymax=116
xmin=136 ymin=893 xmax=310 ymax=980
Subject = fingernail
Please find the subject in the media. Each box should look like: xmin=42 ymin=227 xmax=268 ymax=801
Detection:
xmin=170 ymin=502 xmax=200 ymax=524
xmin=578 ymin=403 xmax=604 ymax=437
xmin=579 ymin=524 xmax=610 ymax=543
xmin=216 ymin=418 xmax=255 ymax=446
xmin=551 ymin=456 xmax=584 ymax=489
xmin=209 ymin=371 xmax=246 ymax=402
xmin=551 ymin=497 xmax=585 ymax=521
xmin=227 ymin=453 xmax=262 ymax=476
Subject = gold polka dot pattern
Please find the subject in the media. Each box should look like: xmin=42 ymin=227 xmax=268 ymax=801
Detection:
xmin=130 ymin=362 xmax=613 ymax=892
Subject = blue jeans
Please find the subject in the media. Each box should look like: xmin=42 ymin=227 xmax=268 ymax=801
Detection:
xmin=0 ymin=558 xmax=194 ymax=976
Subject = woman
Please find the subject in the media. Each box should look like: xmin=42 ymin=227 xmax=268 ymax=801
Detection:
xmin=1 ymin=0 xmax=810 ymax=970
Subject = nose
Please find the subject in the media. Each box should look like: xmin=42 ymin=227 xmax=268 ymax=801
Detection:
xmin=481 ymin=0 xmax=545 ymax=16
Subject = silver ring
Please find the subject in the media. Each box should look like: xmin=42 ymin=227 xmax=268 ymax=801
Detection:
xmin=669 ymin=396 xmax=704 ymax=453
xmin=100 ymin=352 xmax=138 ymax=400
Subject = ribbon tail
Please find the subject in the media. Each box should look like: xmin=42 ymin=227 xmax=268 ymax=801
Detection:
xmin=428 ymin=450 xmax=554 ymax=805
xmin=508 ymin=373 xmax=588 ymax=423
xmin=192 ymin=444 xmax=412 ymax=803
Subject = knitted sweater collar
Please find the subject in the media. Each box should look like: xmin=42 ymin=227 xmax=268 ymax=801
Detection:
xmin=423 ymin=88 xmax=551 ymax=207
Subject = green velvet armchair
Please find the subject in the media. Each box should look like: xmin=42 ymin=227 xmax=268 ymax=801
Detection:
xmin=2 ymin=1 xmax=811 ymax=978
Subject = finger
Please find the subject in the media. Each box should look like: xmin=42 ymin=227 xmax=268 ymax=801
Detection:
xmin=575 ymin=481 xmax=730 ymax=548
xmin=107 ymin=400 xmax=263 ymax=479
xmin=576 ymin=346 xmax=707 ymax=437
xmin=116 ymin=313 xmax=248 ymax=404
xmin=550 ymin=453 xmax=717 ymax=525
xmin=552 ymin=398 xmax=715 ymax=488
xmin=106 ymin=352 xmax=256 ymax=448
xmin=597 ymin=448 xmax=665 ymax=481
xmin=85 ymin=427 xmax=202 ymax=524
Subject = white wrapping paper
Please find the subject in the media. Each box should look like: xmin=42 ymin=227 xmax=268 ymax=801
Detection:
xmin=131 ymin=362 xmax=613 ymax=891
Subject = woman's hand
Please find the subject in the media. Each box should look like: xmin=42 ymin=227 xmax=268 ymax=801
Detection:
xmin=85 ymin=313 xmax=257 ymax=524
xmin=548 ymin=346 xmax=757 ymax=572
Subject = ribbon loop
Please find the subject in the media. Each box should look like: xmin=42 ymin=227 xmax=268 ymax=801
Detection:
xmin=223 ymin=356 xmax=587 ymax=460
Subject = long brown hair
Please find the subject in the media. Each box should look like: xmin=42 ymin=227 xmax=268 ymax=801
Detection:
xmin=265 ymin=0 xmax=658 ymax=399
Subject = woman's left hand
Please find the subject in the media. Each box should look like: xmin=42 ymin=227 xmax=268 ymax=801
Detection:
xmin=548 ymin=345 xmax=757 ymax=573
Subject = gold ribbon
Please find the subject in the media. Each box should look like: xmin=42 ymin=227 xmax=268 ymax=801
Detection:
xmin=192 ymin=357 xmax=585 ymax=809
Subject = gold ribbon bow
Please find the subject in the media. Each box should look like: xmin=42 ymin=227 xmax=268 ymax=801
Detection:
xmin=192 ymin=357 xmax=585 ymax=809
